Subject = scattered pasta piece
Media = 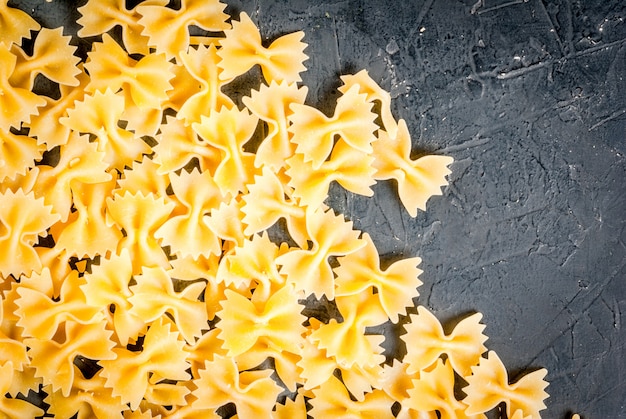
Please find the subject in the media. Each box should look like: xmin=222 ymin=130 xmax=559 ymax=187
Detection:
xmin=0 ymin=43 xmax=46 ymax=131
xmin=308 ymin=375 xmax=395 ymax=419
xmin=218 ymin=12 xmax=308 ymax=83
xmin=335 ymin=232 xmax=423 ymax=323
xmin=0 ymin=188 xmax=60 ymax=277
xmin=216 ymin=284 xmax=306 ymax=357
xmin=402 ymin=306 xmax=488 ymax=377
xmin=77 ymin=0 xmax=163 ymax=55
xmin=129 ymin=266 xmax=207 ymax=343
xmin=243 ymin=80 xmax=308 ymax=169
xmin=373 ymin=120 xmax=454 ymax=216
xmin=0 ymin=363 xmax=44 ymax=418
xmin=99 ymin=318 xmax=190 ymax=410
xmin=25 ymin=320 xmax=116 ymax=397
xmin=137 ymin=0 xmax=229 ymax=60
xmin=289 ymin=84 xmax=377 ymax=169
xmin=463 ymin=351 xmax=549 ymax=419
xmin=10 ymin=27 xmax=81 ymax=90
xmin=276 ymin=207 xmax=365 ymax=299
xmin=192 ymin=354 xmax=283 ymax=418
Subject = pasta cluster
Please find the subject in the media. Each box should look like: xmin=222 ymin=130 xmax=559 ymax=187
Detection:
xmin=0 ymin=0 xmax=552 ymax=418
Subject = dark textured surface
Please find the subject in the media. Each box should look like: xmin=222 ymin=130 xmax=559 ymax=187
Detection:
xmin=12 ymin=0 xmax=626 ymax=417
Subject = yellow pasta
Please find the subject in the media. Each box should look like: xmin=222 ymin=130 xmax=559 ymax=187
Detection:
xmin=99 ymin=318 xmax=190 ymax=410
xmin=402 ymin=306 xmax=488 ymax=377
xmin=192 ymin=106 xmax=259 ymax=195
xmin=155 ymin=168 xmax=224 ymax=258
xmin=0 ymin=43 xmax=46 ymax=131
xmin=0 ymin=1 xmax=558 ymax=417
xmin=243 ymin=81 xmax=308 ymax=169
xmin=373 ymin=120 xmax=454 ymax=216
xmin=217 ymin=12 xmax=308 ymax=83
xmin=81 ymin=249 xmax=145 ymax=346
xmin=0 ymin=1 xmax=40 ymax=47
xmin=129 ymin=266 xmax=207 ymax=343
xmin=25 ymin=320 xmax=116 ymax=397
xmin=137 ymin=0 xmax=229 ymax=59
xmin=335 ymin=232 xmax=423 ymax=323
xmin=77 ymin=0 xmax=161 ymax=55
xmin=61 ymin=89 xmax=150 ymax=170
xmin=192 ymin=355 xmax=283 ymax=418
xmin=309 ymin=375 xmax=395 ymax=419
xmin=0 ymin=363 xmax=44 ymax=418
xmin=177 ymin=44 xmax=233 ymax=125
xmin=463 ymin=351 xmax=549 ymax=419
xmin=9 ymin=27 xmax=81 ymax=90
xmin=290 ymin=84 xmax=378 ymax=169
xmin=0 ymin=188 xmax=59 ymax=277
xmin=276 ymin=207 xmax=364 ymax=299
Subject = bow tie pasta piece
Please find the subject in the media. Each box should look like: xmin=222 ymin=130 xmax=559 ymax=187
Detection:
xmin=155 ymin=168 xmax=225 ymax=259
xmin=242 ymin=80 xmax=308 ymax=170
xmin=286 ymin=138 xmax=377 ymax=209
xmin=15 ymin=269 xmax=104 ymax=341
xmin=289 ymin=84 xmax=378 ymax=169
xmin=85 ymin=34 xmax=174 ymax=110
xmin=379 ymin=359 xmax=415 ymax=404
xmin=32 ymin=131 xmax=112 ymax=222
xmin=241 ymin=167 xmax=306 ymax=237
xmin=0 ymin=363 xmax=45 ymax=418
xmin=176 ymin=43 xmax=234 ymax=125
xmin=77 ymin=0 xmax=167 ymax=55
xmin=60 ymin=89 xmax=151 ymax=170
xmin=335 ymin=232 xmax=423 ymax=323
xmin=373 ymin=120 xmax=454 ymax=217
xmin=128 ymin=266 xmax=207 ymax=344
xmin=27 ymin=65 xmax=90 ymax=150
xmin=0 ymin=1 xmax=41 ymax=47
xmin=203 ymin=194 xmax=248 ymax=247
xmin=137 ymin=0 xmax=229 ymax=60
xmin=115 ymin=157 xmax=172 ymax=203
xmin=276 ymin=207 xmax=365 ymax=299
xmin=0 ymin=188 xmax=60 ymax=278
xmin=402 ymin=306 xmax=488 ymax=377
xmin=25 ymin=320 xmax=116 ymax=397
xmin=463 ymin=351 xmax=549 ymax=419
xmin=0 ymin=2 xmax=40 ymax=47
xmin=0 ymin=300 xmax=29 ymax=374
xmin=153 ymin=115 xmax=222 ymax=175
xmin=100 ymin=318 xmax=191 ymax=411
xmin=308 ymin=375 xmax=395 ymax=419
xmin=9 ymin=27 xmax=81 ymax=90
xmin=53 ymin=179 xmax=123 ymax=258
xmin=273 ymin=392 xmax=307 ymax=419
xmin=405 ymin=358 xmax=480 ymax=419
xmin=216 ymin=232 xmax=285 ymax=290
xmin=310 ymin=292 xmax=388 ymax=369
xmin=106 ymin=191 xmax=176 ymax=274
xmin=216 ymin=284 xmax=306 ymax=357
xmin=45 ymin=369 xmax=126 ymax=419
xmin=0 ymin=128 xmax=44 ymax=183
xmin=234 ymin=336 xmax=303 ymax=393
xmin=339 ymin=70 xmax=398 ymax=139
xmin=81 ymin=250 xmax=145 ymax=346
xmin=192 ymin=354 xmax=283 ymax=418
xmin=217 ymin=12 xmax=308 ymax=84
xmin=0 ymin=43 xmax=46 ymax=131
xmin=192 ymin=106 xmax=259 ymax=196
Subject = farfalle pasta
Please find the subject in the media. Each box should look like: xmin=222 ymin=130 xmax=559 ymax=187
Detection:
xmin=0 ymin=1 xmax=557 ymax=418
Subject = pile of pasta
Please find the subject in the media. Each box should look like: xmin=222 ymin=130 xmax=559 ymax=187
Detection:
xmin=0 ymin=0 xmax=551 ymax=418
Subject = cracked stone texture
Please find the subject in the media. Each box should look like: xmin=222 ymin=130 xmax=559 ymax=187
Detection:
xmin=12 ymin=0 xmax=626 ymax=417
